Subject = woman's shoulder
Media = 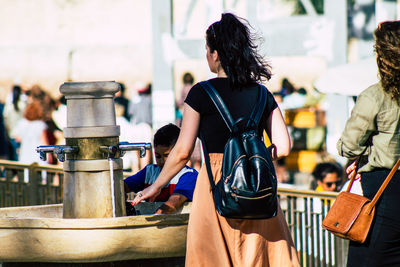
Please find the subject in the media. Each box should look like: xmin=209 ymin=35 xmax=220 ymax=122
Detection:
xmin=358 ymin=82 xmax=392 ymax=108
xmin=359 ymin=83 xmax=384 ymax=99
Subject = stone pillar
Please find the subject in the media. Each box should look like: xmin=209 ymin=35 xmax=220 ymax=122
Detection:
xmin=60 ymin=81 xmax=126 ymax=218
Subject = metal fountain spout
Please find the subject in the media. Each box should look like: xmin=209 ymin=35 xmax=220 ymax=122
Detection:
xmin=100 ymin=142 xmax=152 ymax=159
xmin=36 ymin=145 xmax=79 ymax=162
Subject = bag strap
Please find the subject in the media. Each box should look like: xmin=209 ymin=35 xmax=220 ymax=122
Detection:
xmin=200 ymin=132 xmax=215 ymax=191
xmin=199 ymin=81 xmax=267 ymax=133
xmin=345 ymin=146 xmax=369 ymax=192
xmin=247 ymin=84 xmax=267 ymax=129
xmin=346 ymin=157 xmax=400 ymax=214
xmin=199 ymin=81 xmax=231 ymax=191
xmin=200 ymin=81 xmax=234 ymax=132
xmin=367 ymin=158 xmax=400 ymax=212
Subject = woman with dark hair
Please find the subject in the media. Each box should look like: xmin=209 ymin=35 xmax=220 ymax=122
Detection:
xmin=132 ymin=13 xmax=299 ymax=266
xmin=337 ymin=20 xmax=400 ymax=266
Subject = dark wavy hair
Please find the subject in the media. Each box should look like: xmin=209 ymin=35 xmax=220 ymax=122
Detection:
xmin=206 ymin=13 xmax=272 ymax=88
xmin=374 ymin=20 xmax=400 ymax=103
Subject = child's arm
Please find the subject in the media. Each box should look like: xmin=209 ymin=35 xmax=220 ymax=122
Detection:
xmin=154 ymin=194 xmax=188 ymax=214
xmin=153 ymin=169 xmax=197 ymax=214
xmin=124 ymin=166 xmax=148 ymax=193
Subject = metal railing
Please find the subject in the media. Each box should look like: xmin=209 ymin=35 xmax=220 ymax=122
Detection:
xmin=0 ymin=160 xmax=134 ymax=207
xmin=0 ymin=160 xmax=65 ymax=207
xmin=0 ymin=160 xmax=346 ymax=266
xmin=279 ymin=188 xmax=348 ymax=267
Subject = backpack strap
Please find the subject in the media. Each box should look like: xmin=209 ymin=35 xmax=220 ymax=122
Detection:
xmin=246 ymin=85 xmax=267 ymax=129
xmin=199 ymin=81 xmax=229 ymax=191
xmin=199 ymin=80 xmax=268 ymax=191
xmin=199 ymin=81 xmax=235 ymax=132
xmin=199 ymin=132 xmax=216 ymax=191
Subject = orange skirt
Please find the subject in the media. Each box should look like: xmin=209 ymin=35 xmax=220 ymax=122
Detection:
xmin=186 ymin=154 xmax=300 ymax=267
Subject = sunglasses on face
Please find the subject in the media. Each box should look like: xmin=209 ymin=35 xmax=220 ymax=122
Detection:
xmin=324 ymin=181 xmax=342 ymax=187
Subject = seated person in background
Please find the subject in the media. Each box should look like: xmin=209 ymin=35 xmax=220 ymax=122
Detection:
xmin=124 ymin=123 xmax=198 ymax=214
xmin=311 ymin=162 xmax=343 ymax=192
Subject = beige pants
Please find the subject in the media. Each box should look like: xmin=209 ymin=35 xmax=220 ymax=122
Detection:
xmin=186 ymin=154 xmax=300 ymax=267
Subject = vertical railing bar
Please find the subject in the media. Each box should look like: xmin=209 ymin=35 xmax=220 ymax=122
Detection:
xmin=322 ymin=197 xmax=328 ymax=267
xmin=310 ymin=197 xmax=316 ymax=267
xmin=318 ymin=201 xmax=323 ymax=267
xmin=304 ymin=197 xmax=310 ymax=267
xmin=299 ymin=198 xmax=304 ymax=266
xmin=327 ymin=200 xmax=334 ymax=267
xmin=28 ymin=163 xmax=39 ymax=206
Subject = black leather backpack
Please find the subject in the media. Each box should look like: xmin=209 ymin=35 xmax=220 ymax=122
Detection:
xmin=200 ymin=81 xmax=278 ymax=219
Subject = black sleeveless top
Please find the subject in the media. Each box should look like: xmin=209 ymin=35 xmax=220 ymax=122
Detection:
xmin=185 ymin=78 xmax=278 ymax=153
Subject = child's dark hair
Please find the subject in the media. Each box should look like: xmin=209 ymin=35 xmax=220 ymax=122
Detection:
xmin=312 ymin=162 xmax=343 ymax=182
xmin=206 ymin=13 xmax=272 ymax=89
xmin=154 ymin=123 xmax=180 ymax=147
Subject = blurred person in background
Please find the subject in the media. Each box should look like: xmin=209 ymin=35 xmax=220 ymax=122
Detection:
xmin=3 ymin=85 xmax=27 ymax=160
xmin=175 ymin=72 xmax=202 ymax=171
xmin=279 ymin=77 xmax=295 ymax=97
xmin=115 ymin=97 xmax=140 ymax=173
xmin=115 ymin=82 xmax=130 ymax=121
xmin=41 ymin=93 xmax=61 ymax=165
xmin=129 ymin=82 xmax=153 ymax=169
xmin=281 ymin=87 xmax=307 ymax=110
xmin=26 ymin=85 xmax=61 ymax=165
xmin=0 ymin=101 xmax=11 ymax=160
xmin=52 ymin=95 xmax=67 ymax=133
xmin=176 ymin=72 xmax=195 ymax=124
xmin=11 ymin=101 xmax=48 ymax=164
xmin=26 ymin=84 xmax=46 ymax=104
xmin=129 ymin=82 xmax=152 ymax=127
xmin=311 ymin=162 xmax=344 ymax=192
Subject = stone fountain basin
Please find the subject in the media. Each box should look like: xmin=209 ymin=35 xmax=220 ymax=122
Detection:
xmin=0 ymin=203 xmax=190 ymax=263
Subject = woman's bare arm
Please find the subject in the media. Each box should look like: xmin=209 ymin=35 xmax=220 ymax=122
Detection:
xmin=266 ymin=106 xmax=292 ymax=160
xmin=131 ymin=103 xmax=200 ymax=204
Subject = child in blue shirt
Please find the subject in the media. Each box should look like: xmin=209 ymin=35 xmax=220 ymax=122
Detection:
xmin=124 ymin=123 xmax=198 ymax=214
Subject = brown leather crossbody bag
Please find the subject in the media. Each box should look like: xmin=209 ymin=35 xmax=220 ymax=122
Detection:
xmin=322 ymin=158 xmax=400 ymax=243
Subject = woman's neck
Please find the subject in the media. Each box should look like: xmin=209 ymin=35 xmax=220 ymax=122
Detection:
xmin=216 ymin=67 xmax=227 ymax=78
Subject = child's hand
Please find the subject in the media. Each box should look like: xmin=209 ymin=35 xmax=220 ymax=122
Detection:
xmin=346 ymin=160 xmax=360 ymax=180
xmin=131 ymin=184 xmax=162 ymax=206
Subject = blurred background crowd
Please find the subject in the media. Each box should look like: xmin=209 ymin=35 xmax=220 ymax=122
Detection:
xmin=0 ymin=0 xmax=398 ymax=193
xmin=0 ymin=72 xmax=347 ymax=193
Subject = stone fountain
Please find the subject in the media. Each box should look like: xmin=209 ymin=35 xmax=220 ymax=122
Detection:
xmin=0 ymin=82 xmax=189 ymax=266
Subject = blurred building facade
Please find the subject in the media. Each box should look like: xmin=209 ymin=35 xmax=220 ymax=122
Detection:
xmin=0 ymin=0 xmax=399 ymax=142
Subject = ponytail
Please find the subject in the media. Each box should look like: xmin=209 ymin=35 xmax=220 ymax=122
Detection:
xmin=206 ymin=13 xmax=272 ymax=88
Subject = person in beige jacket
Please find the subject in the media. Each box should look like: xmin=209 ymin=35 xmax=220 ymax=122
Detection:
xmin=337 ymin=20 xmax=400 ymax=267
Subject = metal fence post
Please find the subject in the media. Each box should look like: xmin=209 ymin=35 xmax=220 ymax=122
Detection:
xmin=28 ymin=163 xmax=39 ymax=206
